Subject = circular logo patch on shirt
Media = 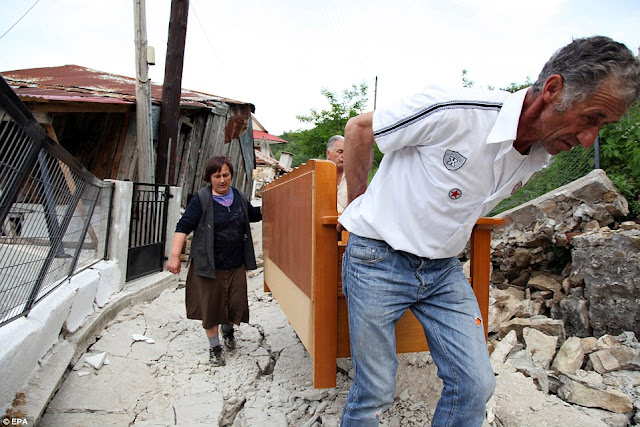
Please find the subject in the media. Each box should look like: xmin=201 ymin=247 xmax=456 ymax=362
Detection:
xmin=449 ymin=188 xmax=462 ymax=200
xmin=443 ymin=150 xmax=467 ymax=171
xmin=511 ymin=181 xmax=523 ymax=195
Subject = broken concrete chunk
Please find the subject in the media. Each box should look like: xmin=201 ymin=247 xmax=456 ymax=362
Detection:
xmin=132 ymin=334 xmax=156 ymax=344
xmin=300 ymin=389 xmax=329 ymax=402
xmin=84 ymin=352 xmax=107 ymax=370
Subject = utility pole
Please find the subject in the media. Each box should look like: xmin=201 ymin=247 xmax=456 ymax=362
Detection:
xmin=157 ymin=0 xmax=189 ymax=185
xmin=373 ymin=76 xmax=378 ymax=110
xmin=133 ymin=0 xmax=155 ymax=183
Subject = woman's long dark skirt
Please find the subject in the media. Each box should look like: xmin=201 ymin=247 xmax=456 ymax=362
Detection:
xmin=185 ymin=263 xmax=249 ymax=329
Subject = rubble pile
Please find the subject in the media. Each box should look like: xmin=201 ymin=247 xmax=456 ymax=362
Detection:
xmin=482 ymin=169 xmax=640 ymax=425
xmin=490 ymin=169 xmax=628 ymax=287
xmin=488 ymin=289 xmax=640 ymax=425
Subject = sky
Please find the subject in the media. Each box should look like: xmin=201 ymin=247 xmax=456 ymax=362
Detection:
xmin=1 ymin=0 xmax=639 ymax=136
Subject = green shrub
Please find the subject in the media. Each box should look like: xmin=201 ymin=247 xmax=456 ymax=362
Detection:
xmin=598 ymin=101 xmax=640 ymax=220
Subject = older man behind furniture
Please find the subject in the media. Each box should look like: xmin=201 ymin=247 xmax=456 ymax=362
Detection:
xmin=326 ymin=135 xmax=348 ymax=213
xmin=338 ymin=36 xmax=640 ymax=427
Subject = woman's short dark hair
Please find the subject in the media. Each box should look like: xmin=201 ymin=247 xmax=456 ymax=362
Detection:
xmin=203 ymin=155 xmax=234 ymax=182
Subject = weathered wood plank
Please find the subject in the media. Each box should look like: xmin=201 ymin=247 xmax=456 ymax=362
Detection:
xmin=116 ymin=116 xmax=138 ymax=181
xmin=180 ymin=112 xmax=207 ymax=205
xmin=111 ymin=111 xmax=131 ymax=179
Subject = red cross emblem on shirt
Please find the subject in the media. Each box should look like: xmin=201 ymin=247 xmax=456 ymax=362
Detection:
xmin=449 ymin=188 xmax=462 ymax=199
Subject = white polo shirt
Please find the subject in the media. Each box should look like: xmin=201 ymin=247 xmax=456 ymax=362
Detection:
xmin=339 ymin=85 xmax=551 ymax=259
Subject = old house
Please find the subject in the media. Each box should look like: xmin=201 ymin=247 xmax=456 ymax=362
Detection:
xmin=0 ymin=65 xmax=256 ymax=206
xmin=251 ymin=114 xmax=292 ymax=197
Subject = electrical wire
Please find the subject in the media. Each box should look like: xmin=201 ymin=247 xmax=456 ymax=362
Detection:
xmin=0 ymin=0 xmax=43 ymax=41
xmin=188 ymin=1 xmax=232 ymax=90
xmin=189 ymin=2 xmax=215 ymax=52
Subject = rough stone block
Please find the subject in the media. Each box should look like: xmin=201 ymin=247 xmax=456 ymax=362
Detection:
xmin=573 ymin=229 xmax=640 ymax=337
xmin=524 ymin=327 xmax=558 ymax=369
xmin=552 ymin=336 xmax=585 ymax=374
xmin=557 ymin=374 xmax=633 ymax=413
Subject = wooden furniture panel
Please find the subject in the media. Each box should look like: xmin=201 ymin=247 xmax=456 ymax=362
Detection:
xmin=262 ymin=160 xmax=337 ymax=387
xmin=262 ymin=159 xmax=502 ymax=388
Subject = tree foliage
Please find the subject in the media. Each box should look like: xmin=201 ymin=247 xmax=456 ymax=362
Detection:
xmin=272 ymin=83 xmax=371 ymax=167
xmin=461 ymin=69 xmax=475 ymax=88
xmin=501 ymin=76 xmax=532 ymax=93
xmin=598 ymin=101 xmax=640 ymax=220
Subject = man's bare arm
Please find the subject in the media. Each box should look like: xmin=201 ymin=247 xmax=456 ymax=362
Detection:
xmin=344 ymin=111 xmax=375 ymax=204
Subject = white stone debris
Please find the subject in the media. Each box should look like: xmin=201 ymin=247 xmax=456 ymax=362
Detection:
xmin=84 ymin=352 xmax=107 ymax=370
xmin=131 ymin=333 xmax=156 ymax=344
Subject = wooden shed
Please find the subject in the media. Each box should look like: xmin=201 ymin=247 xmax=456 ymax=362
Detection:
xmin=0 ymin=65 xmax=256 ymax=205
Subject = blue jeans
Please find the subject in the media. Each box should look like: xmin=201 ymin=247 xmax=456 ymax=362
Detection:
xmin=340 ymin=233 xmax=495 ymax=427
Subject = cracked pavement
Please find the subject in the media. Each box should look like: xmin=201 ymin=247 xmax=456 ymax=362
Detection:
xmin=40 ymin=266 xmax=350 ymax=426
xmin=39 ymin=221 xmax=623 ymax=426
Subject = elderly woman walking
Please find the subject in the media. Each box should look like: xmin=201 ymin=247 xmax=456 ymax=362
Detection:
xmin=167 ymin=155 xmax=262 ymax=366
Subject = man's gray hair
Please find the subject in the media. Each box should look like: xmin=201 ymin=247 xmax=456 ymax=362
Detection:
xmin=532 ymin=36 xmax=640 ymax=111
xmin=327 ymin=135 xmax=345 ymax=152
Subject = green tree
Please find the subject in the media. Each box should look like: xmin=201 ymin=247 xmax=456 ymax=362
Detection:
xmin=273 ymin=83 xmax=373 ymax=168
xmin=295 ymin=83 xmax=369 ymax=159
xmin=271 ymin=131 xmax=307 ymax=167
xmin=599 ymin=101 xmax=640 ymax=220
xmin=461 ymin=69 xmax=475 ymax=88
xmin=501 ymin=76 xmax=532 ymax=93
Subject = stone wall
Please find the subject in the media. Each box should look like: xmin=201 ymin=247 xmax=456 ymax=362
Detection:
xmin=252 ymin=165 xmax=278 ymax=198
xmin=488 ymin=169 xmax=639 ymax=338
xmin=572 ymin=226 xmax=640 ymax=337
xmin=491 ymin=169 xmax=629 ymax=288
xmin=485 ymin=169 xmax=640 ymax=422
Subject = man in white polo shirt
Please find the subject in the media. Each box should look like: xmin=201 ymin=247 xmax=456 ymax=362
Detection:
xmin=338 ymin=36 xmax=640 ymax=427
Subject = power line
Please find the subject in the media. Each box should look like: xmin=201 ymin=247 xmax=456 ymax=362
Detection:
xmin=0 ymin=0 xmax=43 ymax=41
xmin=189 ymin=2 xmax=215 ymax=52
xmin=188 ymin=1 xmax=232 ymax=91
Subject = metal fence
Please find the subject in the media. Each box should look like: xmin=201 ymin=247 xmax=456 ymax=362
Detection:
xmin=488 ymin=146 xmax=596 ymax=216
xmin=0 ymin=77 xmax=113 ymax=326
xmin=126 ymin=183 xmax=170 ymax=282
